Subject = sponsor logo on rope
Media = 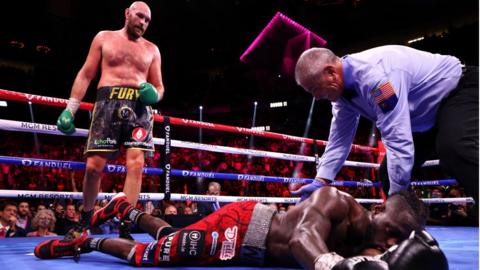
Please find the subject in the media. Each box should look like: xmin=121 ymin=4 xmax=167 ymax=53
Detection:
xmin=25 ymin=94 xmax=68 ymax=104
xmin=237 ymin=175 xmax=265 ymax=182
xmin=282 ymin=177 xmax=305 ymax=184
xmin=236 ymin=127 xmax=265 ymax=136
xmin=235 ymin=197 xmax=268 ymax=203
xmin=17 ymin=193 xmax=74 ymax=199
xmin=179 ymin=195 xmax=216 ymax=202
xmin=411 ymin=180 xmax=440 ymax=186
xmin=138 ymin=194 xmax=151 ymax=200
xmin=181 ymin=119 xmax=215 ymax=127
xmin=220 ymin=226 xmax=238 ymax=260
xmin=283 ymin=198 xmax=299 ymax=204
xmin=354 ymin=182 xmax=375 ymax=187
xmin=106 ymin=165 xmax=126 ymax=173
xmin=281 ymin=153 xmax=312 ymax=161
xmin=182 ymin=141 xmax=219 ymax=150
xmin=281 ymin=134 xmax=306 ymax=143
xmin=20 ymin=122 xmax=57 ymax=131
xmin=181 ymin=171 xmax=215 ymax=178
xmin=164 ymin=125 xmax=171 ymax=153
xmin=21 ymin=159 xmax=72 ymax=169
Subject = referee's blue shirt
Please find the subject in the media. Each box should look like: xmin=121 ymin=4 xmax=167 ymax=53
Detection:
xmin=316 ymin=45 xmax=462 ymax=194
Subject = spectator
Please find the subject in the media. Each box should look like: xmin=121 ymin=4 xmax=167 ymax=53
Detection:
xmin=37 ymin=204 xmax=47 ymax=212
xmin=55 ymin=204 xmax=79 ymax=235
xmin=65 ymin=204 xmax=79 ymax=222
xmin=447 ymin=203 xmax=470 ymax=226
xmin=53 ymin=203 xmax=64 ymax=218
xmin=197 ymin=182 xmax=222 ymax=217
xmin=189 ymin=202 xmax=198 ymax=214
xmin=151 ymin=208 xmax=163 ymax=218
xmin=427 ymin=187 xmax=448 ymax=225
xmin=0 ymin=201 xmax=26 ymax=237
xmin=27 ymin=209 xmax=57 ymax=237
xmin=16 ymin=201 xmax=33 ymax=233
xmin=174 ymin=202 xmax=188 ymax=215
xmin=446 ymin=187 xmax=475 ymax=226
xmin=164 ymin=205 xmax=178 ymax=215
xmin=184 ymin=206 xmax=193 ymax=215
xmin=144 ymin=201 xmax=155 ymax=215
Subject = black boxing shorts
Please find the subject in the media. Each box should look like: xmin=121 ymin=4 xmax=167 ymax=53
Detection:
xmin=131 ymin=201 xmax=277 ymax=267
xmin=85 ymin=86 xmax=154 ymax=154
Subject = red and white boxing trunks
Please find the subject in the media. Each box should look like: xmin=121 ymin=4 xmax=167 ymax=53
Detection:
xmin=131 ymin=201 xmax=276 ymax=266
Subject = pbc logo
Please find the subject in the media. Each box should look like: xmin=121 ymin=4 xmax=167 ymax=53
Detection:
xmin=132 ymin=127 xmax=147 ymax=142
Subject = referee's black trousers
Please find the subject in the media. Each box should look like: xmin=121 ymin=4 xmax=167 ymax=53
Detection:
xmin=379 ymin=67 xmax=478 ymax=210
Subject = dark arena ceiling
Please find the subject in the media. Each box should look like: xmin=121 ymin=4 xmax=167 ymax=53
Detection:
xmin=0 ymin=0 xmax=478 ymax=137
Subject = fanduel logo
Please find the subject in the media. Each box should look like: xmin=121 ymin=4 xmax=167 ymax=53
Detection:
xmin=181 ymin=171 xmax=215 ymax=178
xmin=25 ymin=94 xmax=67 ymax=104
xmin=106 ymin=165 xmax=126 ymax=173
xmin=181 ymin=119 xmax=215 ymax=127
xmin=21 ymin=159 xmax=71 ymax=169
xmin=237 ymin=175 xmax=265 ymax=181
xmin=281 ymin=134 xmax=305 ymax=142
xmin=236 ymin=127 xmax=264 ymax=136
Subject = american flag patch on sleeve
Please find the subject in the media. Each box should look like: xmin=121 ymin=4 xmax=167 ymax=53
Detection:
xmin=370 ymin=81 xmax=398 ymax=112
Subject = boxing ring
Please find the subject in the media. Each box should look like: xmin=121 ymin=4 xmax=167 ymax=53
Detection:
xmin=0 ymin=88 xmax=478 ymax=270
xmin=0 ymin=227 xmax=477 ymax=270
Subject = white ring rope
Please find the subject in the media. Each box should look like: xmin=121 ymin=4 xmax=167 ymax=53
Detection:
xmin=1 ymin=119 xmax=440 ymax=169
xmin=0 ymin=190 xmax=474 ymax=204
xmin=0 ymin=119 xmax=379 ymax=168
xmin=0 ymin=119 xmax=438 ymax=169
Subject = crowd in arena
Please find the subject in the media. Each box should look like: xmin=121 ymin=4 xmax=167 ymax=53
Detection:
xmin=0 ymin=129 xmax=475 ymax=238
xmin=0 ymin=22 xmax=477 ymax=238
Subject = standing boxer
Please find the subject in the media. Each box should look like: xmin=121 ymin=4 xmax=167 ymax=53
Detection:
xmin=56 ymin=1 xmax=165 ymax=239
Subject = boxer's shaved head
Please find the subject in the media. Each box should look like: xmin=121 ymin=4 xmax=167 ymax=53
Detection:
xmin=125 ymin=1 xmax=151 ymax=39
xmin=129 ymin=1 xmax=151 ymax=15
